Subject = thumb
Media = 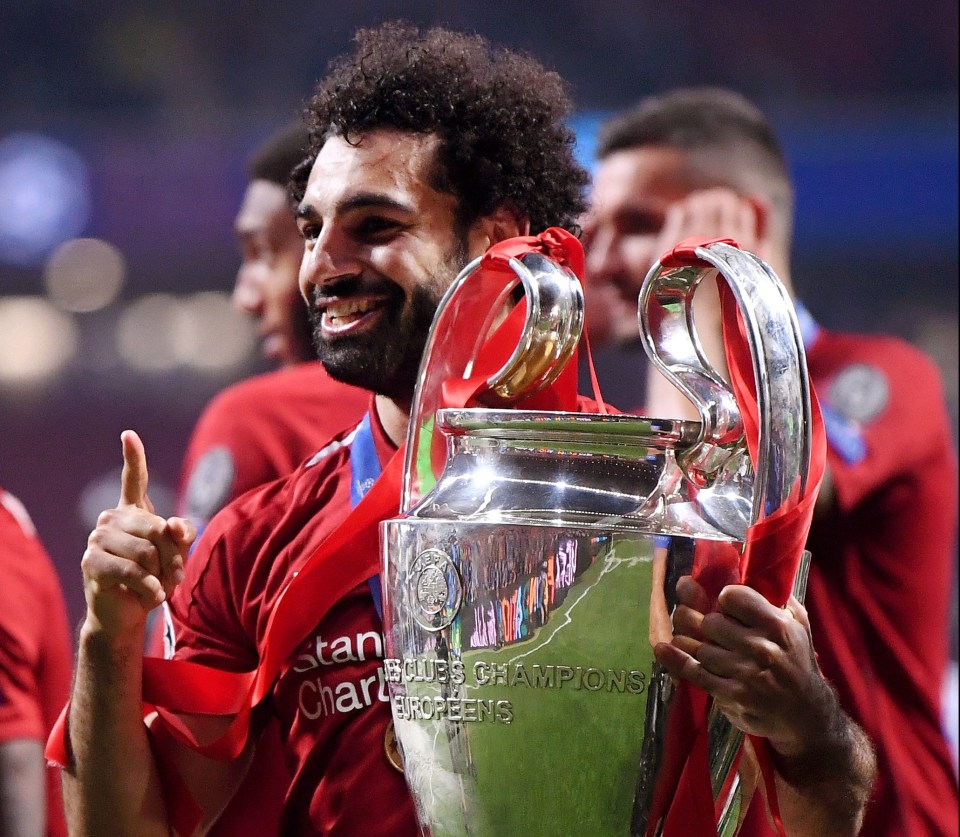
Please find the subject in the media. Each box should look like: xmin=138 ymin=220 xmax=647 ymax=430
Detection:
xmin=119 ymin=430 xmax=153 ymax=511
xmin=166 ymin=516 xmax=197 ymax=553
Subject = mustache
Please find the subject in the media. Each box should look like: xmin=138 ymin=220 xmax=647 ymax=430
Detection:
xmin=309 ymin=275 xmax=398 ymax=302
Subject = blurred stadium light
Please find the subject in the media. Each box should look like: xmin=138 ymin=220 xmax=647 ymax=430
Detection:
xmin=0 ymin=133 xmax=91 ymax=266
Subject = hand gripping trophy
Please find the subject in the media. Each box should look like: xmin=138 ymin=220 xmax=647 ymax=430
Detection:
xmin=380 ymin=229 xmax=821 ymax=836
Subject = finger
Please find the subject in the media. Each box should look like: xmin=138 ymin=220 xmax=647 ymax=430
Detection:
xmin=717 ymin=584 xmax=787 ymax=631
xmin=82 ymin=549 xmax=166 ymax=609
xmin=166 ymin=516 xmax=197 ymax=553
xmin=119 ymin=430 xmax=151 ymax=510
xmin=692 ymin=638 xmax=762 ymax=681
xmin=158 ymin=517 xmax=196 ymax=589
xmin=785 ymin=595 xmax=811 ymax=632
xmin=87 ymin=525 xmax=163 ymax=578
xmin=671 ymin=603 xmax=706 ymax=641
xmin=675 ymin=575 xmax=711 ymax=613
xmin=654 ymin=640 xmax=733 ymax=699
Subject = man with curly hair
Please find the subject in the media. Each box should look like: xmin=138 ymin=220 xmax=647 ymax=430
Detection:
xmin=63 ymin=25 xmax=873 ymax=836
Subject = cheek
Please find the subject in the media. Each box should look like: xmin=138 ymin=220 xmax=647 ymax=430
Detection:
xmin=624 ymin=237 xmax=659 ymax=272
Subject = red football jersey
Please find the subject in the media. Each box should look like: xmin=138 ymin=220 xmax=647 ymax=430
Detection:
xmin=169 ymin=361 xmax=368 ymax=836
xmin=177 ymin=361 xmax=368 ymax=531
xmin=803 ymin=329 xmax=958 ymax=837
xmin=0 ymin=490 xmax=72 ymax=837
xmin=168 ymin=407 xmax=419 ymax=835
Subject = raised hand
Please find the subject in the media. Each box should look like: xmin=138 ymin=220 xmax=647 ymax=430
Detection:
xmin=655 ymin=187 xmax=768 ymax=264
xmin=80 ymin=430 xmax=196 ymax=638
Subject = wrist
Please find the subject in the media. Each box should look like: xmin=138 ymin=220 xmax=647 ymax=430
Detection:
xmin=767 ymin=679 xmax=850 ymax=786
xmin=80 ymin=614 xmax=146 ymax=654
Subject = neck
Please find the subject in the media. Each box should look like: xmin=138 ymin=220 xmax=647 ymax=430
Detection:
xmin=374 ymin=394 xmax=411 ymax=447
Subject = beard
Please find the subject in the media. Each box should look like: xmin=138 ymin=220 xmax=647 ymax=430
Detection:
xmin=308 ymin=244 xmax=466 ymax=401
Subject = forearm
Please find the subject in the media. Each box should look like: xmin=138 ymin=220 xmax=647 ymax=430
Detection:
xmin=63 ymin=620 xmax=169 ymax=837
xmin=0 ymin=739 xmax=45 ymax=837
xmin=768 ymin=684 xmax=876 ymax=837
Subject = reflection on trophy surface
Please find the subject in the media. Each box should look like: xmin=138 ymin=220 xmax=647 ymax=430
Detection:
xmin=381 ymin=240 xmax=813 ymax=835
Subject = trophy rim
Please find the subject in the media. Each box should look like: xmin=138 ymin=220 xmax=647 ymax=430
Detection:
xmin=436 ymin=407 xmax=701 ymax=446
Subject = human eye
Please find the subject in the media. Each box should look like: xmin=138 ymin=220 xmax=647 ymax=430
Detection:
xmin=354 ymin=215 xmax=403 ymax=242
xmin=298 ymin=221 xmax=321 ymax=243
xmin=622 ymin=210 xmax=664 ymax=237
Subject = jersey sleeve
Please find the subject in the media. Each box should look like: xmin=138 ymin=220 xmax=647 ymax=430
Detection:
xmin=0 ymin=506 xmax=48 ymax=741
xmin=166 ymin=520 xmax=261 ymax=674
xmin=176 ymin=392 xmax=276 ymax=529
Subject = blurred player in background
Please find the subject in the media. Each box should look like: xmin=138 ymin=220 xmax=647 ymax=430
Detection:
xmin=0 ymin=489 xmax=71 ymax=837
xmin=584 ymin=86 xmax=959 ymax=836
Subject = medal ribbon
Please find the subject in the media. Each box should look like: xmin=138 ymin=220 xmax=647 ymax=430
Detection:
xmin=46 ymin=228 xmax=595 ymax=836
xmin=644 ymin=237 xmax=826 ymax=836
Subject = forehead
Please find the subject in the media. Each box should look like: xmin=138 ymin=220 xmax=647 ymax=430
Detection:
xmin=235 ymin=180 xmax=291 ymax=232
xmin=590 ymin=146 xmax=700 ymax=215
xmin=301 ymin=130 xmax=444 ymax=212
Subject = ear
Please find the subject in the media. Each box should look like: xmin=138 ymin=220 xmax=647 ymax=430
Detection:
xmin=745 ymin=194 xmax=772 ymax=245
xmin=745 ymin=193 xmax=794 ymax=293
xmin=465 ymin=203 xmax=530 ymax=259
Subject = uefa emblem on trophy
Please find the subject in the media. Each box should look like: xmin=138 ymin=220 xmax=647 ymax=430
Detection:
xmin=380 ymin=232 xmax=815 ymax=836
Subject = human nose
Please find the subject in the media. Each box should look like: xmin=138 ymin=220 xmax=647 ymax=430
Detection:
xmin=584 ymin=226 xmax=623 ymax=289
xmin=232 ymin=262 xmax=264 ymax=315
xmin=299 ymin=226 xmax=363 ymax=293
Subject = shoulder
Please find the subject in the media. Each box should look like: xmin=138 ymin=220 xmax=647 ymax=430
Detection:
xmin=0 ymin=489 xmax=63 ymax=618
xmin=169 ymin=424 xmax=362 ymax=661
xmin=810 ymin=328 xmax=946 ymax=421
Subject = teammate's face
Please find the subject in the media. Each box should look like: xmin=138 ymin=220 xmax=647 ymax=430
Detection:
xmin=296 ymin=131 xmax=469 ymax=401
xmin=233 ymin=180 xmax=313 ymax=365
xmin=583 ymin=147 xmax=696 ymax=343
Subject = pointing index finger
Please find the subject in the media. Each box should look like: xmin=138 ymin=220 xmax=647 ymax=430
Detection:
xmin=119 ymin=430 xmax=153 ymax=511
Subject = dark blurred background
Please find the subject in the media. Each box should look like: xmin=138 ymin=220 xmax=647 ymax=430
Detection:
xmin=0 ymin=1 xmax=956 ymax=640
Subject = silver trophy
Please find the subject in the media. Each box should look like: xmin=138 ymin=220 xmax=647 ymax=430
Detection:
xmin=381 ymin=241 xmax=813 ymax=836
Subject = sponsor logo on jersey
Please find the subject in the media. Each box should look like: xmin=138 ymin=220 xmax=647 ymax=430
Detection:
xmin=293 ymin=630 xmax=391 ymax=721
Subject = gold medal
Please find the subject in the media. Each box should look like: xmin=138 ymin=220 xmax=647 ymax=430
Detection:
xmin=384 ymin=720 xmax=404 ymax=772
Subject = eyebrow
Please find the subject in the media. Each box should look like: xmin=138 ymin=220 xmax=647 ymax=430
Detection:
xmin=296 ymin=192 xmax=414 ymax=221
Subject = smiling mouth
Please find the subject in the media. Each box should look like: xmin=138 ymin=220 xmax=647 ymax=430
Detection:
xmin=320 ymin=298 xmax=385 ymax=334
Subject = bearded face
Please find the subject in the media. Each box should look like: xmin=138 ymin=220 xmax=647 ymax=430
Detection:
xmin=307 ymin=242 xmax=464 ymax=400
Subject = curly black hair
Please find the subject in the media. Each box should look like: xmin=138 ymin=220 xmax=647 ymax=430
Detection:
xmin=291 ymin=21 xmax=588 ymax=235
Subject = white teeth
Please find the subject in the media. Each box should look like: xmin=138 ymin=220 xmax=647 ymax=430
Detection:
xmin=325 ymin=299 xmax=375 ymax=321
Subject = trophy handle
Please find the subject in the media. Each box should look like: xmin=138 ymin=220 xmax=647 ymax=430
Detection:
xmin=401 ymin=250 xmax=584 ymax=512
xmin=638 ymin=240 xmax=812 ymax=526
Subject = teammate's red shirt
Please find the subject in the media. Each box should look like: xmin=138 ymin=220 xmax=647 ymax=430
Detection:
xmin=0 ymin=490 xmax=72 ymax=837
xmin=611 ymin=315 xmax=957 ymax=836
xmin=802 ymin=328 xmax=958 ymax=837
xmin=177 ymin=362 xmax=368 ymax=530
xmin=168 ymin=406 xmax=419 ymax=835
